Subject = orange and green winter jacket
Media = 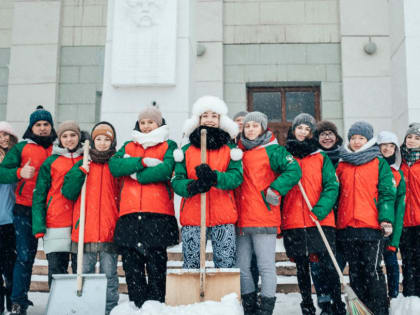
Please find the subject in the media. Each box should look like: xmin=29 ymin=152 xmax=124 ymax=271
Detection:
xmin=62 ymin=160 xmax=119 ymax=244
xmin=172 ymin=142 xmax=243 ymax=227
xmin=236 ymin=135 xmax=301 ymax=233
xmin=401 ymin=160 xmax=420 ymax=227
xmin=0 ymin=140 xmax=53 ymax=207
xmin=32 ymin=146 xmax=83 ymax=235
xmin=388 ymin=167 xmax=406 ymax=248
xmin=282 ymin=152 xmax=338 ymax=230
xmin=109 ymin=139 xmax=177 ymax=217
xmin=336 ymin=157 xmax=396 ymax=230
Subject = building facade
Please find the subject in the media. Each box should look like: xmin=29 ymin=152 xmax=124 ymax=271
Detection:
xmin=0 ymin=0 xmax=419 ymax=143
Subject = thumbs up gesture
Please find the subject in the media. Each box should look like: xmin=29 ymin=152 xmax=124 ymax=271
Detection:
xmin=20 ymin=159 xmax=35 ymax=179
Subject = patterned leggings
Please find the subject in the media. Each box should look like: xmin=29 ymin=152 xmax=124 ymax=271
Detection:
xmin=182 ymin=224 xmax=236 ymax=269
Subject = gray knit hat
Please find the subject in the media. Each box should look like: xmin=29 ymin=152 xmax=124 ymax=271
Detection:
xmin=233 ymin=111 xmax=248 ymax=121
xmin=243 ymin=111 xmax=268 ymax=131
xmin=347 ymin=121 xmax=374 ymax=141
xmin=405 ymin=123 xmax=420 ymax=138
xmin=292 ymin=113 xmax=316 ymax=132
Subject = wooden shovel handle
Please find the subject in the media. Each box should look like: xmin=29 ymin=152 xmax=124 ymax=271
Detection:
xmin=200 ymin=129 xmax=207 ymax=300
xmin=76 ymin=140 xmax=90 ymax=295
xmin=297 ymin=181 xmax=346 ymax=284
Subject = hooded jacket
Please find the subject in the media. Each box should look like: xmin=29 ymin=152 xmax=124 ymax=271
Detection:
xmin=336 ymin=138 xmax=396 ymax=233
xmin=236 ymin=133 xmax=301 ymax=234
xmin=31 ymin=143 xmax=83 ymax=253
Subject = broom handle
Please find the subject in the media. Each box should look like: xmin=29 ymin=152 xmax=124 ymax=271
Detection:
xmin=76 ymin=140 xmax=90 ymax=296
xmin=297 ymin=181 xmax=346 ymax=284
xmin=199 ymin=129 xmax=207 ymax=300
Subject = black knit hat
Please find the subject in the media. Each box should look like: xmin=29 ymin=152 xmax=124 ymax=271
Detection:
xmin=29 ymin=105 xmax=53 ymax=128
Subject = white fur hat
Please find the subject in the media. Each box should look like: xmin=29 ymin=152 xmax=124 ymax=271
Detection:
xmin=0 ymin=121 xmax=18 ymax=139
xmin=182 ymin=95 xmax=239 ymax=138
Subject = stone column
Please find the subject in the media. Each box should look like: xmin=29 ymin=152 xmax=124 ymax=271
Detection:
xmin=7 ymin=0 xmax=61 ymax=135
xmin=339 ymin=0 xmax=392 ymax=136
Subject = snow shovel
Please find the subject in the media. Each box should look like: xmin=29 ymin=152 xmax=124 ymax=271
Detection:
xmin=165 ymin=128 xmax=241 ymax=306
xmin=45 ymin=140 xmax=107 ymax=315
xmin=297 ymin=181 xmax=373 ymax=315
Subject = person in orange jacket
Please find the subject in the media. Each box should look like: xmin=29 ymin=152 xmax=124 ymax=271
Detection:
xmin=399 ymin=123 xmax=420 ymax=298
xmin=109 ymin=107 xmax=179 ymax=309
xmin=336 ymin=121 xmax=396 ymax=315
xmin=283 ymin=113 xmax=345 ymax=315
xmin=172 ymin=95 xmax=243 ymax=269
xmin=62 ymin=122 xmax=120 ymax=315
xmin=32 ymin=121 xmax=83 ymax=288
xmin=235 ymin=111 xmax=301 ymax=315
xmin=0 ymin=106 xmax=57 ymax=315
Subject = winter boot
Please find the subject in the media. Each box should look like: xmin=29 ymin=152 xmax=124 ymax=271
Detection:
xmin=10 ymin=303 xmax=26 ymax=315
xmin=319 ymin=301 xmax=332 ymax=315
xmin=0 ymin=290 xmax=4 ymax=315
xmin=257 ymin=296 xmax=276 ymax=315
xmin=300 ymin=301 xmax=316 ymax=315
xmin=241 ymin=291 xmax=257 ymax=315
xmin=331 ymin=299 xmax=347 ymax=315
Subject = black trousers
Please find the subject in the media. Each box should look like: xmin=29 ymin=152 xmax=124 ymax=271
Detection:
xmin=294 ymin=252 xmax=344 ymax=312
xmin=121 ymin=246 xmax=167 ymax=308
xmin=0 ymin=224 xmax=16 ymax=312
xmin=46 ymin=252 xmax=77 ymax=288
xmin=399 ymin=226 xmax=420 ymax=297
xmin=339 ymin=239 xmax=388 ymax=315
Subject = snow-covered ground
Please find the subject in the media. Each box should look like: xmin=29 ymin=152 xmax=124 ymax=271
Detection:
xmin=21 ymin=292 xmax=420 ymax=315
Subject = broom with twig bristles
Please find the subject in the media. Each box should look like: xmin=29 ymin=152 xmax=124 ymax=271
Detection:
xmin=297 ymin=181 xmax=373 ymax=315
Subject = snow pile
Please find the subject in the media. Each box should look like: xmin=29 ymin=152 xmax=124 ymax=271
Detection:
xmin=390 ymin=295 xmax=420 ymax=315
xmin=110 ymin=293 xmax=243 ymax=315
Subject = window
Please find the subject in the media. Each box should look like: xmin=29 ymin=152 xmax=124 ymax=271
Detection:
xmin=247 ymin=85 xmax=320 ymax=144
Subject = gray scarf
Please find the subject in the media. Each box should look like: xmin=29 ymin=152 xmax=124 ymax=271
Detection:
xmin=241 ymin=130 xmax=273 ymax=150
xmin=339 ymin=138 xmax=380 ymax=166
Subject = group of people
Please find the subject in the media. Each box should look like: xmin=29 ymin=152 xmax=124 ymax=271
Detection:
xmin=0 ymin=95 xmax=418 ymax=315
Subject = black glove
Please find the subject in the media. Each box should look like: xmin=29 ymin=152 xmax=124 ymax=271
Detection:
xmin=187 ymin=179 xmax=212 ymax=196
xmin=195 ymin=164 xmax=217 ymax=186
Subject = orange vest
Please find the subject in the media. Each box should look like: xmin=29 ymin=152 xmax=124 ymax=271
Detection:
xmin=46 ymin=155 xmax=82 ymax=228
xmin=236 ymin=144 xmax=281 ymax=231
xmin=17 ymin=143 xmax=52 ymax=207
xmin=336 ymin=159 xmax=381 ymax=230
xmin=119 ymin=141 xmax=174 ymax=217
xmin=180 ymin=145 xmax=238 ymax=226
xmin=72 ymin=162 xmax=119 ymax=243
xmin=282 ymin=153 xmax=335 ymax=230
xmin=401 ymin=161 xmax=420 ymax=227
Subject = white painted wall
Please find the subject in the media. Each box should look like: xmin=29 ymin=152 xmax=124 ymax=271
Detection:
xmin=6 ymin=1 xmax=61 ymax=136
xmin=339 ymin=0 xmax=393 ymax=138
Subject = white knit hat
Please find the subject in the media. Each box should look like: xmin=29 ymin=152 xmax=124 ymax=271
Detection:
xmin=377 ymin=130 xmax=401 ymax=170
xmin=0 ymin=121 xmax=18 ymax=139
xmin=182 ymin=95 xmax=239 ymax=138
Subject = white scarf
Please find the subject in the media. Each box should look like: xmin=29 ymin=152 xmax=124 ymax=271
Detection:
xmin=131 ymin=125 xmax=169 ymax=149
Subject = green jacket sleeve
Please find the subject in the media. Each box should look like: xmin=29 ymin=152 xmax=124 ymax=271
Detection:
xmin=171 ymin=144 xmax=194 ymax=197
xmin=62 ymin=160 xmax=85 ymax=201
xmin=136 ymin=140 xmax=177 ymax=184
xmin=32 ymin=156 xmax=56 ymax=235
xmin=311 ymin=153 xmax=339 ymax=221
xmin=109 ymin=141 xmax=144 ymax=177
xmin=213 ymin=144 xmax=243 ymax=191
xmin=389 ymin=170 xmax=406 ymax=248
xmin=377 ymin=157 xmax=397 ymax=224
xmin=266 ymin=145 xmax=302 ymax=196
xmin=0 ymin=141 xmax=26 ymax=184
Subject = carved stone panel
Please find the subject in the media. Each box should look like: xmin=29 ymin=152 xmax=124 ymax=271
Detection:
xmin=111 ymin=0 xmax=177 ymax=86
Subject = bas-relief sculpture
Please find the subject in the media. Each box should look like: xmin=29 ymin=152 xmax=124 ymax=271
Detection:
xmin=111 ymin=0 xmax=177 ymax=86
